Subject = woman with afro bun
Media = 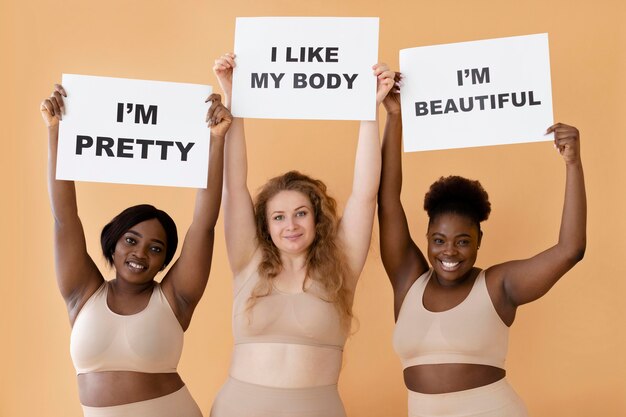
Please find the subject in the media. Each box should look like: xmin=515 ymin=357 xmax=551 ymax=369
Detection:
xmin=377 ymin=79 xmax=586 ymax=416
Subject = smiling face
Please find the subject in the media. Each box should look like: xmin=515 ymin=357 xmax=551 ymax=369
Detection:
xmin=112 ymin=218 xmax=168 ymax=283
xmin=427 ymin=212 xmax=482 ymax=286
xmin=265 ymin=190 xmax=316 ymax=257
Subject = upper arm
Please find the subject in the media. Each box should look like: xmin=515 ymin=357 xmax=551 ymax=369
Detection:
xmin=492 ymin=244 xmax=583 ymax=307
xmin=336 ymin=194 xmax=377 ymax=287
xmin=53 ymin=216 xmax=104 ymax=322
xmin=223 ymin=117 xmax=258 ymax=273
xmin=378 ymin=200 xmax=429 ymax=300
xmin=160 ymin=225 xmax=216 ymax=329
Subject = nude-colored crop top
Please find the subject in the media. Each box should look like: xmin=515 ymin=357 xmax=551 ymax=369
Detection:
xmin=233 ymin=271 xmax=348 ymax=350
xmin=393 ymin=269 xmax=508 ymax=369
xmin=70 ymin=282 xmax=183 ymax=375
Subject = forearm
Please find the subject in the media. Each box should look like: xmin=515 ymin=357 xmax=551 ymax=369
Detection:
xmin=352 ymin=115 xmax=382 ymax=202
xmin=192 ymin=134 xmax=225 ymax=230
xmin=379 ymin=112 xmax=403 ymax=205
xmin=557 ymin=160 xmax=587 ymax=260
xmin=224 ymin=118 xmax=248 ymax=193
xmin=47 ymin=126 xmax=79 ymax=224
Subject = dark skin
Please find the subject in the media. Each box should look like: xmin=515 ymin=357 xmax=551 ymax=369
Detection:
xmin=41 ymin=85 xmax=232 ymax=406
xmin=378 ymin=76 xmax=587 ymax=393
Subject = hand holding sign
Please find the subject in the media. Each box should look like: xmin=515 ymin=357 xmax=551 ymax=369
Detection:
xmin=213 ymin=53 xmax=236 ymax=104
xmin=40 ymin=84 xmax=67 ymax=127
xmin=205 ymin=93 xmax=232 ymax=138
xmin=548 ymin=123 xmax=581 ymax=165
xmin=382 ymin=73 xmax=402 ymax=115
xmin=374 ymin=63 xmax=396 ymax=105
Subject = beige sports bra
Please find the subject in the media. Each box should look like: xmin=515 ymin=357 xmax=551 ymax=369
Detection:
xmin=232 ymin=271 xmax=348 ymax=350
xmin=70 ymin=282 xmax=183 ymax=375
xmin=393 ymin=269 xmax=509 ymax=369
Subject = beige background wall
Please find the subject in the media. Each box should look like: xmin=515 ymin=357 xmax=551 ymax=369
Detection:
xmin=1 ymin=0 xmax=625 ymax=415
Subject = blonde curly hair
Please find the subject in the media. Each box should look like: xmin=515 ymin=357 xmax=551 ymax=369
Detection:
xmin=249 ymin=171 xmax=353 ymax=327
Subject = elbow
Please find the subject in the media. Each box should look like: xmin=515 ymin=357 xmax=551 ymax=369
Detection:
xmin=565 ymin=242 xmax=586 ymax=265
xmin=572 ymin=245 xmax=586 ymax=263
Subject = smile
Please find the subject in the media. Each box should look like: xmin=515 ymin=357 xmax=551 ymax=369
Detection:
xmin=439 ymin=260 xmax=461 ymax=271
xmin=127 ymin=261 xmax=147 ymax=271
xmin=284 ymin=234 xmax=303 ymax=240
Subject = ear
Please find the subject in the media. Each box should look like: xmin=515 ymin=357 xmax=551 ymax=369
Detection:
xmin=477 ymin=230 xmax=483 ymax=249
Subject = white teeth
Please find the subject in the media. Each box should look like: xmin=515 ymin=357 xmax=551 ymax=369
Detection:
xmin=128 ymin=262 xmax=145 ymax=269
xmin=442 ymin=261 xmax=460 ymax=268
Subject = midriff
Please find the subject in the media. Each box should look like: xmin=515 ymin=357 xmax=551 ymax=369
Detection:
xmin=77 ymin=371 xmax=184 ymax=407
xmin=404 ymin=363 xmax=505 ymax=394
xmin=230 ymin=343 xmax=343 ymax=388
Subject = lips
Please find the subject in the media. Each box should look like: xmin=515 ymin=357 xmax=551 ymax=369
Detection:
xmin=283 ymin=233 xmax=303 ymax=241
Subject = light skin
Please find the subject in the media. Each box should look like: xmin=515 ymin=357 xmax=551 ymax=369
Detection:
xmin=266 ymin=190 xmax=316 ymax=292
xmin=41 ymin=85 xmax=232 ymax=406
xmin=213 ymin=53 xmax=394 ymax=387
xmin=378 ymin=79 xmax=587 ymax=393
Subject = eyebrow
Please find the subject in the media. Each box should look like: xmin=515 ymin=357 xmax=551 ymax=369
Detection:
xmin=270 ymin=205 xmax=310 ymax=216
xmin=126 ymin=230 xmax=166 ymax=246
xmin=431 ymin=232 xmax=473 ymax=238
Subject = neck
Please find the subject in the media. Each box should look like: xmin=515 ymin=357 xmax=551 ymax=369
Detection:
xmin=109 ymin=277 xmax=155 ymax=295
xmin=432 ymin=268 xmax=478 ymax=288
xmin=279 ymin=252 xmax=308 ymax=273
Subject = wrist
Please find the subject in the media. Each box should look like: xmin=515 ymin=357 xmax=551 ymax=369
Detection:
xmin=47 ymin=125 xmax=60 ymax=136
xmin=565 ymin=158 xmax=583 ymax=168
xmin=210 ymin=133 xmax=227 ymax=141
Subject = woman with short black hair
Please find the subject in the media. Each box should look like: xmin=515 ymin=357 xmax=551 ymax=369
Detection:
xmin=41 ymin=85 xmax=231 ymax=417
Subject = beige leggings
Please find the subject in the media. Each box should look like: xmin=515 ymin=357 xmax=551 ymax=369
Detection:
xmin=81 ymin=385 xmax=202 ymax=417
xmin=210 ymin=376 xmax=346 ymax=417
xmin=408 ymin=379 xmax=528 ymax=417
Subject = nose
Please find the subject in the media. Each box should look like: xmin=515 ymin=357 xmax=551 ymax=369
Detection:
xmin=286 ymin=216 xmax=298 ymax=230
xmin=442 ymin=242 xmax=457 ymax=256
xmin=132 ymin=244 xmax=150 ymax=259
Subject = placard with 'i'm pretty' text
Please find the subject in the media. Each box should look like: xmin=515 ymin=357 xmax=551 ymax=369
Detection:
xmin=57 ymin=74 xmax=212 ymax=188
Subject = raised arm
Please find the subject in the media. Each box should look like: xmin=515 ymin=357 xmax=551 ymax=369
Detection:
xmin=41 ymin=85 xmax=103 ymax=324
xmin=213 ymin=54 xmax=258 ymax=275
xmin=377 ymin=76 xmax=428 ymax=316
xmin=491 ymin=123 xmax=587 ymax=309
xmin=338 ymin=64 xmax=395 ymax=288
xmin=161 ymin=94 xmax=231 ymax=330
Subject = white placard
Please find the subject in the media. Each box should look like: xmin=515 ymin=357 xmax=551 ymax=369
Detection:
xmin=400 ymin=33 xmax=554 ymax=152
xmin=57 ymin=74 xmax=211 ymax=188
xmin=231 ymin=17 xmax=379 ymax=121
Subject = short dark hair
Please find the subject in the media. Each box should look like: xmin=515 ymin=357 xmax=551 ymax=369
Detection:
xmin=100 ymin=204 xmax=178 ymax=269
xmin=424 ymin=176 xmax=491 ymax=229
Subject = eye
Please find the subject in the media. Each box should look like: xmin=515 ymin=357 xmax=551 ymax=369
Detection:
xmin=273 ymin=214 xmax=284 ymax=221
xmin=125 ymin=237 xmax=136 ymax=245
xmin=295 ymin=210 xmax=307 ymax=217
xmin=457 ymin=239 xmax=470 ymax=246
xmin=433 ymin=238 xmax=444 ymax=245
xmin=151 ymin=246 xmax=163 ymax=253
